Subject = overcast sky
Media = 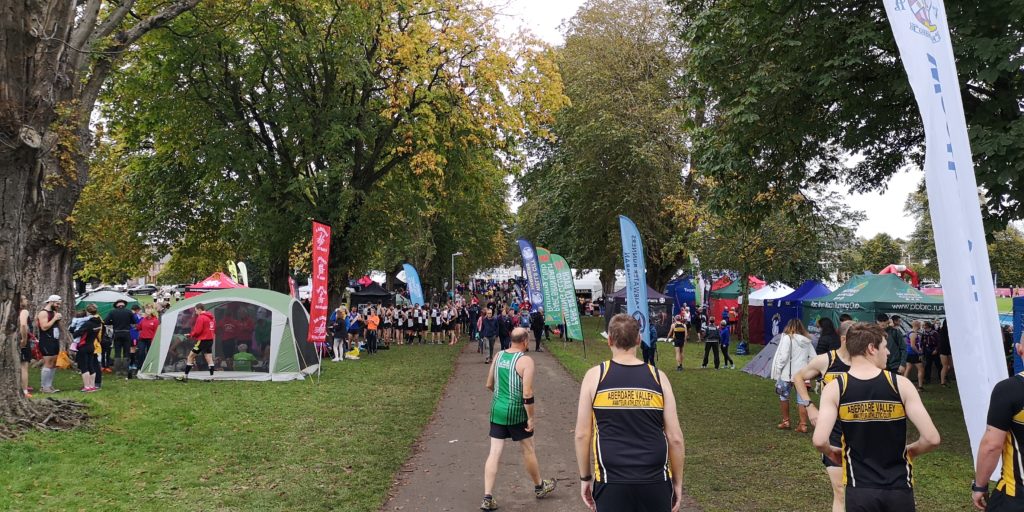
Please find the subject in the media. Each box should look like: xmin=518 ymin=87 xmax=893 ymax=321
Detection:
xmin=493 ymin=0 xmax=921 ymax=240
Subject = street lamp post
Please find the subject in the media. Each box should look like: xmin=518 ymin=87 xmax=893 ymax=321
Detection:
xmin=451 ymin=252 xmax=463 ymax=300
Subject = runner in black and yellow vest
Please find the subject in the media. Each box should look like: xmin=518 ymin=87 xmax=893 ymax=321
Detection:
xmin=972 ymin=340 xmax=1024 ymax=511
xmin=480 ymin=327 xmax=555 ymax=511
xmin=574 ymin=314 xmax=686 ymax=512
xmin=794 ymin=319 xmax=855 ymax=512
xmin=813 ymin=322 xmax=940 ymax=512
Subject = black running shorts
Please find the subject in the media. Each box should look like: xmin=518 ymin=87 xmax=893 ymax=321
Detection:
xmin=191 ymin=339 xmax=214 ymax=355
xmin=988 ymin=489 xmax=1024 ymax=512
xmin=39 ymin=339 xmax=60 ymax=357
xmin=20 ymin=346 xmax=32 ymax=363
xmin=489 ymin=422 xmax=533 ymax=441
xmin=844 ymin=487 xmax=915 ymax=512
xmin=593 ymin=481 xmax=673 ymax=512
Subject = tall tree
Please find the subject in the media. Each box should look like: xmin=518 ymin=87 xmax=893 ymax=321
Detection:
xmin=904 ymin=179 xmax=939 ymax=281
xmin=105 ymin=0 xmax=564 ymax=296
xmin=518 ymin=0 xmax=699 ymax=292
xmin=1 ymin=0 xmax=201 ymax=434
xmin=989 ymin=227 xmax=1024 ymax=289
xmin=670 ymin=0 xmax=1024 ymax=232
xmin=857 ymin=233 xmax=906 ymax=276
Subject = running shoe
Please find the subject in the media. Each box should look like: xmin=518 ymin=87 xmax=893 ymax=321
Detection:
xmin=479 ymin=496 xmax=498 ymax=510
xmin=535 ymin=479 xmax=556 ymax=498
xmin=23 ymin=389 xmax=32 ymax=398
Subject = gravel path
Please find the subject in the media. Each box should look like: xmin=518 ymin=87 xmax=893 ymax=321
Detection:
xmin=382 ymin=341 xmax=701 ymax=512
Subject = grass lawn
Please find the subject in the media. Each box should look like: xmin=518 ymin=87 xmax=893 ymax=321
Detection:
xmin=549 ymin=316 xmax=975 ymax=512
xmin=0 ymin=344 xmax=459 ymax=511
xmin=998 ymin=297 xmax=1013 ymax=314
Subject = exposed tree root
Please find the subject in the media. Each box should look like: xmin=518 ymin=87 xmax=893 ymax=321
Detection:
xmin=0 ymin=398 xmax=88 ymax=440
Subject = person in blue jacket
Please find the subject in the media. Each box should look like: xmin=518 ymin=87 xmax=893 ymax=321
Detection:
xmin=720 ymin=320 xmax=735 ymax=369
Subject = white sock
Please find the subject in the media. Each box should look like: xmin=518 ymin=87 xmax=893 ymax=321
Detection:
xmin=41 ymin=368 xmax=53 ymax=389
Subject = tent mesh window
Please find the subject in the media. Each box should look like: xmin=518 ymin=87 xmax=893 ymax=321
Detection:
xmin=162 ymin=302 xmax=274 ymax=373
xmin=291 ymin=301 xmax=318 ymax=369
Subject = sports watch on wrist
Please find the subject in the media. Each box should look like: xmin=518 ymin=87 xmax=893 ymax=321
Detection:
xmin=580 ymin=474 xmax=593 ymax=482
xmin=972 ymin=481 xmax=989 ymax=493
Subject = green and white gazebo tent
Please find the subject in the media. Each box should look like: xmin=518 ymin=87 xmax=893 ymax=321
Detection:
xmin=138 ymin=288 xmax=319 ymax=381
xmin=802 ymin=274 xmax=945 ymax=330
xmin=75 ymin=290 xmax=140 ymax=318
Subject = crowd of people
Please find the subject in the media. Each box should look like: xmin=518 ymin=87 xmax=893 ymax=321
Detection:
xmin=16 ymin=294 xmax=162 ymax=396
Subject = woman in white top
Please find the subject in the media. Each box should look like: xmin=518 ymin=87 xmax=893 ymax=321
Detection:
xmin=771 ymin=318 xmax=816 ymax=432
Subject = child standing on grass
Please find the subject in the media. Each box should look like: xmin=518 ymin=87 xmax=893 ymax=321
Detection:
xmin=720 ymin=320 xmax=735 ymax=369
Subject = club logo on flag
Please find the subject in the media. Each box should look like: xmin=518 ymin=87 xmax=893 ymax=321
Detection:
xmin=898 ymin=0 xmax=941 ymax=41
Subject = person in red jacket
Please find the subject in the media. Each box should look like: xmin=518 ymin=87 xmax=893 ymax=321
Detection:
xmin=177 ymin=303 xmax=216 ymax=382
xmin=136 ymin=304 xmax=161 ymax=376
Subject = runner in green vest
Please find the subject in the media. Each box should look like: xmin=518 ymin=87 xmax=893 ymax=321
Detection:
xmin=481 ymin=327 xmax=556 ymax=511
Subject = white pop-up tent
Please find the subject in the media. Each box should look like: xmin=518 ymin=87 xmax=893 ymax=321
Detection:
xmin=138 ymin=288 xmax=319 ymax=381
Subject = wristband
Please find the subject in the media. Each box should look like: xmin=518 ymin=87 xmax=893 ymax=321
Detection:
xmin=523 ymin=396 xmax=535 ymax=405
xmin=796 ymin=397 xmax=812 ymax=407
xmin=580 ymin=475 xmax=593 ymax=482
xmin=972 ymin=481 xmax=989 ymax=493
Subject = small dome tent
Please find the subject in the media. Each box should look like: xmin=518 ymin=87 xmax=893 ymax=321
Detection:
xmin=138 ymin=289 xmax=319 ymax=381
xmin=75 ymin=290 xmax=140 ymax=319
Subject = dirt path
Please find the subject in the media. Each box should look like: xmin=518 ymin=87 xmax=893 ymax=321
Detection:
xmin=382 ymin=341 xmax=702 ymax=512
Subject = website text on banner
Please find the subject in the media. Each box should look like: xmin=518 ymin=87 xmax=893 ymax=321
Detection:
xmin=883 ymin=0 xmax=1005 ymax=469
xmin=517 ymin=238 xmax=545 ymax=313
xmin=552 ymin=253 xmax=584 ymax=341
xmin=536 ymin=247 xmax=563 ymax=326
xmin=308 ymin=221 xmax=331 ymax=342
xmin=618 ymin=215 xmax=651 ymax=347
xmin=403 ymin=263 xmax=425 ymax=306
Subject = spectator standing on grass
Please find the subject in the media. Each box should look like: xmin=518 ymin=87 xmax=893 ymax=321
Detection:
xmin=877 ymin=313 xmax=907 ymax=373
xmin=573 ymin=314 xmax=685 ymax=512
xmin=939 ymin=320 xmax=954 ymax=385
xmin=71 ymin=304 xmax=102 ymax=392
xmin=36 ymin=294 xmax=63 ymax=394
xmin=919 ymin=321 xmax=942 ymax=385
xmin=104 ymin=299 xmax=136 ymax=376
xmin=720 ymin=320 xmax=734 ymax=369
xmin=136 ymin=304 xmax=160 ymax=374
xmin=702 ymin=316 xmax=721 ymax=369
xmin=367 ymin=309 xmax=380 ymax=354
xmin=771 ymin=319 xmax=815 ymax=432
xmin=641 ymin=322 xmax=658 ymax=366
xmin=815 ymin=317 xmax=840 ymax=355
xmin=903 ymin=320 xmax=925 ymax=390
xmin=18 ymin=295 xmax=33 ymax=398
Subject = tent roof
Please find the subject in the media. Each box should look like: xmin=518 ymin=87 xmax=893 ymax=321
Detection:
xmin=710 ymin=276 xmax=732 ymax=291
xmin=805 ymin=274 xmax=944 ymax=312
xmin=609 ymin=285 xmax=671 ymax=301
xmin=352 ymin=282 xmax=390 ymax=297
xmin=168 ymin=287 xmax=298 ymax=314
xmin=741 ymin=282 xmax=794 ymax=305
xmin=189 ymin=272 xmax=244 ymax=290
xmin=76 ymin=290 xmax=136 ymax=305
xmin=776 ymin=280 xmax=833 ymax=305
xmin=710 ymin=276 xmax=766 ymax=298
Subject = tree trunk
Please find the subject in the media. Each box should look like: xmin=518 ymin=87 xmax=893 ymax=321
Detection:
xmin=1 ymin=0 xmax=199 ymax=436
xmin=739 ymin=269 xmax=751 ymax=343
xmin=268 ymin=256 xmax=291 ymax=295
xmin=599 ymin=267 xmax=616 ymax=296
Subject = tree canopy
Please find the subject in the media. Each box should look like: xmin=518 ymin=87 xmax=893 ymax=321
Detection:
xmin=669 ymin=0 xmax=1024 ymax=233
xmin=94 ymin=0 xmax=565 ymax=293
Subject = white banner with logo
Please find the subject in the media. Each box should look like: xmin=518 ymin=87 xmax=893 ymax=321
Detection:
xmin=883 ymin=0 xmax=1005 ymax=470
